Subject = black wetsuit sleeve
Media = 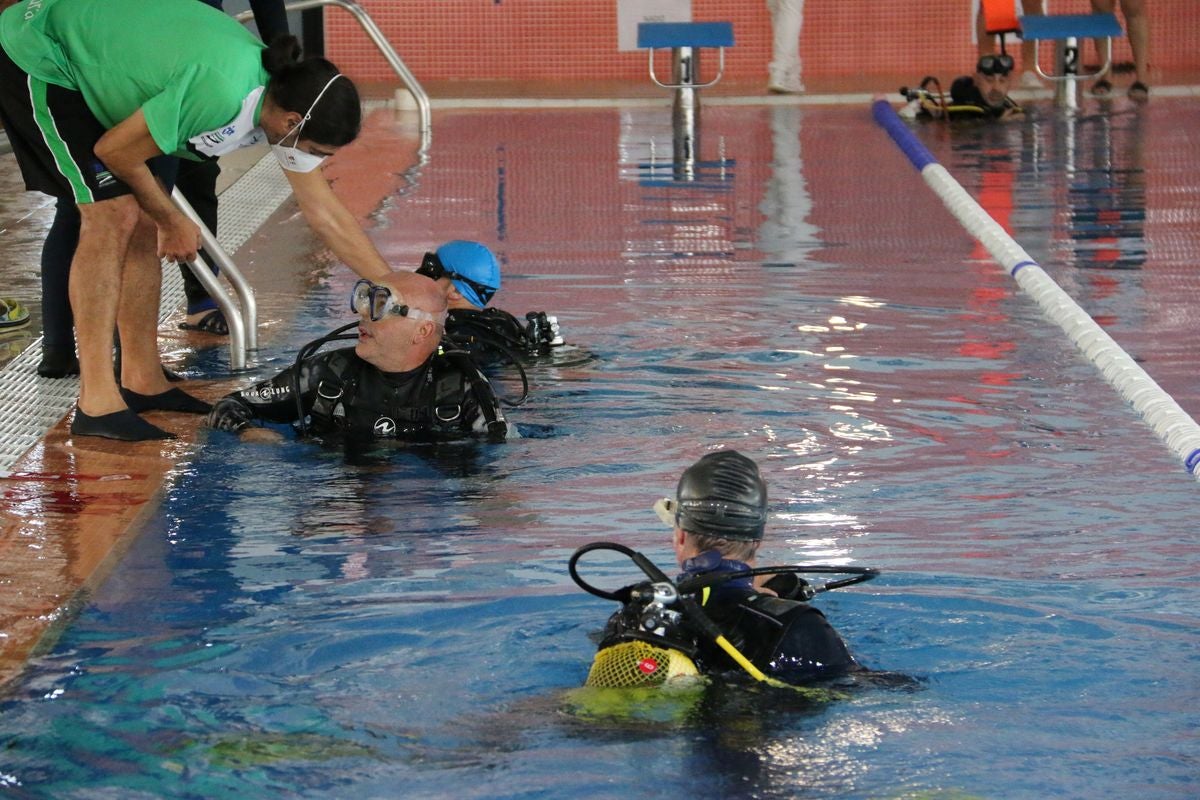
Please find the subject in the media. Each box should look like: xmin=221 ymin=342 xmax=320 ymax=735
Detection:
xmin=208 ymin=353 xmax=329 ymax=429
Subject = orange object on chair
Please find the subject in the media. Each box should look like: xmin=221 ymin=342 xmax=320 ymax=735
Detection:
xmin=981 ymin=0 xmax=1020 ymax=35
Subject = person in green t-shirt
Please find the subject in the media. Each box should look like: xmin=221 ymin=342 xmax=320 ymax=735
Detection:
xmin=0 ymin=0 xmax=393 ymax=441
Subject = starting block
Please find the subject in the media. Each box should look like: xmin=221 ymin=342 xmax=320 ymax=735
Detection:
xmin=637 ymin=21 xmax=735 ymax=181
xmin=1019 ymin=13 xmax=1123 ymax=109
xmin=637 ymin=22 xmax=735 ymax=92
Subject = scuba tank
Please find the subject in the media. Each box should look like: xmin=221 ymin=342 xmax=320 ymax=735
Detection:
xmin=569 ymin=542 xmax=879 ymax=690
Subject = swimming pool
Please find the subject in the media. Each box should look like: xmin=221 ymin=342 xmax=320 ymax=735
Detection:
xmin=1 ymin=99 xmax=1197 ymax=798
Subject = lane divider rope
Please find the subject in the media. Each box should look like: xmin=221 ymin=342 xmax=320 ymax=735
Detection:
xmin=871 ymin=98 xmax=1200 ymax=479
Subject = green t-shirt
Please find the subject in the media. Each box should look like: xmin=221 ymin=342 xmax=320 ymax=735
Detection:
xmin=0 ymin=0 xmax=269 ymax=158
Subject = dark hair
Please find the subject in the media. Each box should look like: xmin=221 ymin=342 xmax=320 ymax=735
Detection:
xmin=261 ymin=34 xmax=361 ymax=147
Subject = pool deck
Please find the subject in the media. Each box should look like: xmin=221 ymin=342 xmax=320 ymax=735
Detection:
xmin=1 ymin=78 xmax=1198 ymax=691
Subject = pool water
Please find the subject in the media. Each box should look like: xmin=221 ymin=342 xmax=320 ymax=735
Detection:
xmin=1 ymin=100 xmax=1198 ymax=799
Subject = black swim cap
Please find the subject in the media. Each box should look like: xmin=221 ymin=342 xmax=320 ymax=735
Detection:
xmin=675 ymin=451 xmax=768 ymax=541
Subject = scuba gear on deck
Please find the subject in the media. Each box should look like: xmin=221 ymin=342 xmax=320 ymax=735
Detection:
xmin=569 ymin=541 xmax=878 ymax=690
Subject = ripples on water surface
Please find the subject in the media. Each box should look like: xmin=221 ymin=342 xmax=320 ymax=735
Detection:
xmin=1 ymin=101 xmax=1198 ymax=798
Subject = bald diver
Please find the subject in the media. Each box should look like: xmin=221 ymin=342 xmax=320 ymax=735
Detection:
xmin=207 ymin=269 xmax=507 ymax=443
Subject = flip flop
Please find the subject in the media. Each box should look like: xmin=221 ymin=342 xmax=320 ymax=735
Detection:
xmin=1128 ymin=81 xmax=1150 ymax=102
xmin=1090 ymin=78 xmax=1113 ymax=97
xmin=179 ymin=308 xmax=229 ymax=335
xmin=0 ymin=297 xmax=30 ymax=330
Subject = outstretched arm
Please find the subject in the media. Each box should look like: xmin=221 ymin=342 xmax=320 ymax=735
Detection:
xmin=285 ymin=168 xmax=391 ymax=280
xmin=207 ymin=357 xmax=322 ymax=434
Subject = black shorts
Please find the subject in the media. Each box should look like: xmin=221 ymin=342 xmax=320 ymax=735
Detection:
xmin=0 ymin=43 xmax=133 ymax=204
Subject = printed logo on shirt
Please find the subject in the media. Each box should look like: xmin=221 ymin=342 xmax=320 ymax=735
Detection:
xmin=373 ymin=417 xmax=397 ymax=436
xmin=189 ymin=87 xmax=267 ymax=157
xmin=23 ymin=0 xmax=45 ymax=21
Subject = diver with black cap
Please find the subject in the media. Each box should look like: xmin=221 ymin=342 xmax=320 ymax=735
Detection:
xmin=415 ymin=240 xmax=565 ymax=369
xmin=571 ymin=451 xmax=872 ymax=690
xmin=901 ymin=53 xmax=1024 ymax=121
xmin=206 ymin=269 xmax=508 ymax=442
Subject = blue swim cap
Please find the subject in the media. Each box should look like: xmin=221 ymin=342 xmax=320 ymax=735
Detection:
xmin=435 ymin=240 xmax=501 ymax=309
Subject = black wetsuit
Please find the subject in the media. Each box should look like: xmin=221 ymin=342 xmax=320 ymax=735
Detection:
xmin=445 ymin=308 xmax=562 ymax=367
xmin=947 ymin=76 xmax=1022 ymax=118
xmin=599 ymin=550 xmax=860 ymax=685
xmin=208 ymin=346 xmax=507 ymax=441
xmin=911 ymin=76 xmax=1022 ymax=121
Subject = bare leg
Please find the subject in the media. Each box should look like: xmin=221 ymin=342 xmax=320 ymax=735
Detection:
xmin=1019 ymin=0 xmax=1045 ymax=78
xmin=116 ymin=212 xmax=173 ymax=397
xmin=70 ymin=198 xmax=178 ymax=440
xmin=1090 ymin=0 xmax=1117 ymax=90
xmin=975 ymin=2 xmax=991 ymax=58
xmin=1120 ymin=0 xmax=1150 ymax=86
xmin=72 ymin=197 xmax=138 ymax=417
xmin=113 ymin=210 xmax=211 ymax=417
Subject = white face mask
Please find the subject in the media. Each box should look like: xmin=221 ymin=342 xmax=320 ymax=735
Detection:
xmin=271 ymin=73 xmax=343 ymax=173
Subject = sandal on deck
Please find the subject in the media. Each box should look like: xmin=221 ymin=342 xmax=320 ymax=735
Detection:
xmin=1128 ymin=81 xmax=1150 ymax=102
xmin=1090 ymin=78 xmax=1113 ymax=97
xmin=0 ymin=297 xmax=30 ymax=330
xmin=179 ymin=308 xmax=229 ymax=335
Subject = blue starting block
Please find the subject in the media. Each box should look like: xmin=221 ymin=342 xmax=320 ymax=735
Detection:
xmin=637 ymin=21 xmax=735 ymax=91
xmin=637 ymin=21 xmax=735 ymax=182
xmin=1019 ymin=12 xmax=1123 ymax=109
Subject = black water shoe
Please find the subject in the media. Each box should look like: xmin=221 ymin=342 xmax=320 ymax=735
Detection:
xmin=70 ymin=407 xmax=175 ymax=441
xmin=120 ymin=387 xmax=212 ymax=414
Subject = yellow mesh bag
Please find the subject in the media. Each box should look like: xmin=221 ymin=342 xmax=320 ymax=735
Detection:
xmin=584 ymin=640 xmax=700 ymax=688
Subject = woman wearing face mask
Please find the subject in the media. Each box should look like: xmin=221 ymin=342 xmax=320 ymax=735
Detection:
xmin=0 ymin=0 xmax=393 ymax=441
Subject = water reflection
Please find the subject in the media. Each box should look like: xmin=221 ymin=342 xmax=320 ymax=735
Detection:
xmin=1064 ymin=110 xmax=1146 ymax=272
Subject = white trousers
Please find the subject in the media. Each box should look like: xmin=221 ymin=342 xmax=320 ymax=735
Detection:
xmin=766 ymin=0 xmax=805 ymax=89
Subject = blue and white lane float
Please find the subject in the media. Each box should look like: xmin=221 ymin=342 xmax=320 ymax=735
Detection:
xmin=871 ymin=99 xmax=1200 ymax=479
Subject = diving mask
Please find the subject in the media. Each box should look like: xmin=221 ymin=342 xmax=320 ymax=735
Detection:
xmin=976 ymin=53 xmax=1014 ymax=76
xmin=350 ymin=279 xmax=443 ymax=324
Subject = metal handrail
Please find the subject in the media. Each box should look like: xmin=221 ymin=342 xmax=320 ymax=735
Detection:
xmin=171 ymin=189 xmax=257 ymax=370
xmin=235 ymin=0 xmax=431 ymax=134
